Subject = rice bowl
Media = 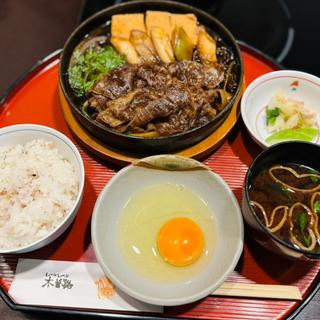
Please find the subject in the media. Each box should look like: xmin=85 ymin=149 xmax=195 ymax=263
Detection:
xmin=0 ymin=124 xmax=85 ymax=253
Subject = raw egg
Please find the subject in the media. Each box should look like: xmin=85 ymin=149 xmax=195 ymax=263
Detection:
xmin=118 ymin=182 xmax=216 ymax=283
xmin=157 ymin=217 xmax=204 ymax=266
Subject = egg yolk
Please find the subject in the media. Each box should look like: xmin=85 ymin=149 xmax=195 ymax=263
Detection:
xmin=157 ymin=217 xmax=204 ymax=266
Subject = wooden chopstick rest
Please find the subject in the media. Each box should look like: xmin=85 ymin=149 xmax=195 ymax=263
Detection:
xmin=212 ymin=282 xmax=302 ymax=300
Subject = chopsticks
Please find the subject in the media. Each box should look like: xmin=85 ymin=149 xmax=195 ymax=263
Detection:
xmin=212 ymin=282 xmax=302 ymax=300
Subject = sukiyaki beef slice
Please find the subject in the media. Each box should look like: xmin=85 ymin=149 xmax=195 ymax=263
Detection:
xmin=97 ymin=89 xmax=143 ymax=127
xmin=88 ymin=58 xmax=228 ymax=135
xmin=169 ymin=61 xmax=224 ymax=89
xmin=91 ymin=64 xmax=137 ymax=101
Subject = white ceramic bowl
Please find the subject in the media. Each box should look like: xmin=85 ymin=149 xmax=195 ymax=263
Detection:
xmin=0 ymin=124 xmax=85 ymax=253
xmin=241 ymin=70 xmax=320 ymax=148
xmin=92 ymin=155 xmax=243 ymax=306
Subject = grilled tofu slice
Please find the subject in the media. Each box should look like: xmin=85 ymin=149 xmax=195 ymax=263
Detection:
xmin=145 ymin=11 xmax=172 ymax=38
xmin=111 ymin=13 xmax=146 ymax=39
xmin=170 ymin=13 xmax=198 ymax=46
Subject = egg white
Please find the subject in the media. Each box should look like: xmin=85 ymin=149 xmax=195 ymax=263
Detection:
xmin=117 ymin=182 xmax=216 ymax=283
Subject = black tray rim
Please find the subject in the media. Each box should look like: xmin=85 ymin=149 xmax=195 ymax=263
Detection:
xmin=0 ymin=43 xmax=319 ymax=320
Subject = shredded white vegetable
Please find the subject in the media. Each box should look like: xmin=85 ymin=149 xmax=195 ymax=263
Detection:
xmin=266 ymin=91 xmax=317 ymax=133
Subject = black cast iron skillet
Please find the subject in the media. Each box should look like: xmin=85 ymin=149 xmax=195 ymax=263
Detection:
xmin=59 ymin=0 xmax=244 ymax=154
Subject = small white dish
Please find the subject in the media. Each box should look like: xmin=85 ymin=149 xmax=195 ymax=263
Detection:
xmin=91 ymin=155 xmax=244 ymax=306
xmin=241 ymin=70 xmax=320 ymax=148
xmin=0 ymin=124 xmax=85 ymax=253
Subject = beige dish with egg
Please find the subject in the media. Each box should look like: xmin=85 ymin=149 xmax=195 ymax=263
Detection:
xmin=91 ymin=155 xmax=243 ymax=306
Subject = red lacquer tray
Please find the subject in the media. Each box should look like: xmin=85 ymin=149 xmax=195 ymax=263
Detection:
xmin=0 ymin=44 xmax=319 ymax=320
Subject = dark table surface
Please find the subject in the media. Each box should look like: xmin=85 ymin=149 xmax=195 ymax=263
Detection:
xmin=0 ymin=1 xmax=319 ymax=319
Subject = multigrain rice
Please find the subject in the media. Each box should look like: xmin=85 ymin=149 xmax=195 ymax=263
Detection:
xmin=0 ymin=139 xmax=79 ymax=249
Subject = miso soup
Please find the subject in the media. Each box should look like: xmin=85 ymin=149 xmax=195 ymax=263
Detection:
xmin=249 ymin=163 xmax=320 ymax=253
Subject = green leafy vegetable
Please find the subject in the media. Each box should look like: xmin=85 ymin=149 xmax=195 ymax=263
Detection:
xmin=303 ymin=234 xmax=312 ymax=247
xmin=314 ymin=200 xmax=320 ymax=216
xmin=265 ymin=182 xmax=293 ymax=206
xmin=298 ymin=212 xmax=307 ymax=233
xmin=266 ymin=127 xmax=318 ymax=145
xmin=266 ymin=107 xmax=281 ymax=126
xmin=68 ymin=46 xmax=125 ymax=97
xmin=310 ymin=176 xmax=319 ymax=183
xmin=297 ymin=212 xmax=311 ymax=247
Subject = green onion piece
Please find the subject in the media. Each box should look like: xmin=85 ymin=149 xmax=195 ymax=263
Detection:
xmin=298 ymin=212 xmax=307 ymax=233
xmin=303 ymin=234 xmax=312 ymax=247
xmin=266 ymin=107 xmax=281 ymax=126
xmin=314 ymin=201 xmax=320 ymax=215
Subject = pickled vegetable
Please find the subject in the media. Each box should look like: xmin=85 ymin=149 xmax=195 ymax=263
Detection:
xmin=266 ymin=127 xmax=318 ymax=144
